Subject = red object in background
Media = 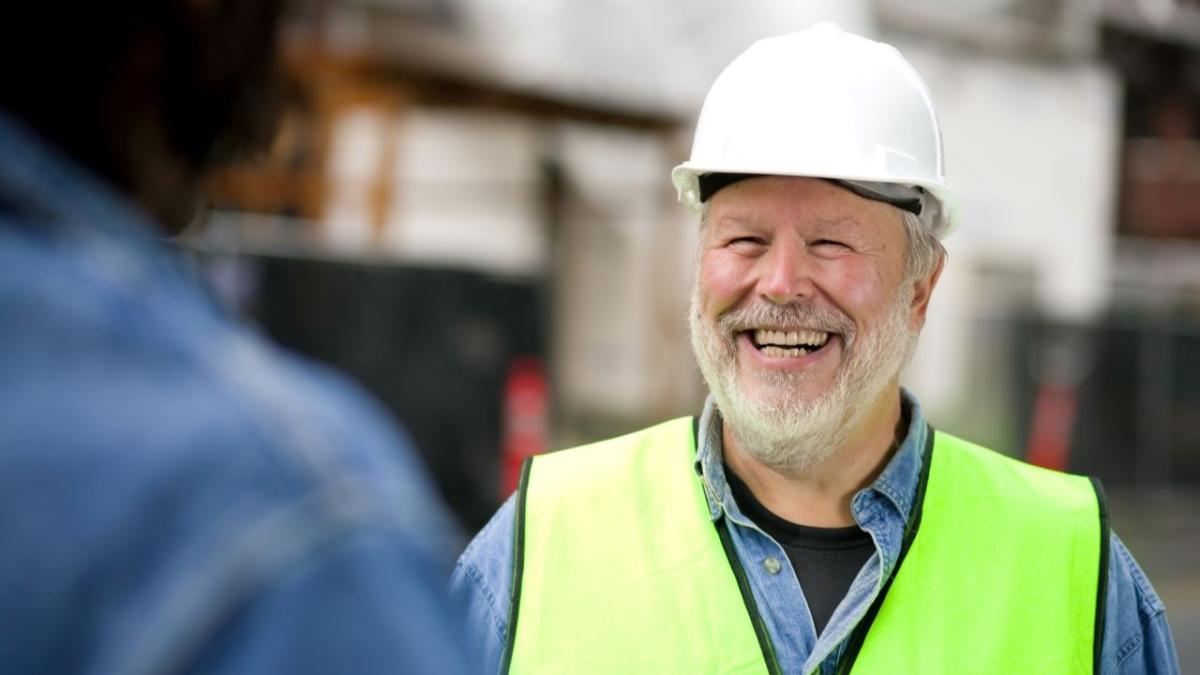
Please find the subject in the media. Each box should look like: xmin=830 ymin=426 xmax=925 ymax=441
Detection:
xmin=1026 ymin=384 xmax=1078 ymax=471
xmin=501 ymin=357 xmax=548 ymax=497
xmin=1121 ymin=97 xmax=1200 ymax=240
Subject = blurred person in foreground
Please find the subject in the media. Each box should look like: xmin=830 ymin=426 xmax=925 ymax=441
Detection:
xmin=453 ymin=24 xmax=1178 ymax=674
xmin=0 ymin=3 xmax=475 ymax=674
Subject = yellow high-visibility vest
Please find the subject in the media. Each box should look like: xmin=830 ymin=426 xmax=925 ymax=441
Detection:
xmin=505 ymin=417 xmax=1107 ymax=674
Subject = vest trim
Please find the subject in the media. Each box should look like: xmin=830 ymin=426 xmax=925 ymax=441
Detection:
xmin=715 ymin=510 xmax=783 ymax=675
xmin=1090 ymin=476 xmax=1111 ymax=675
xmin=835 ymin=423 xmax=935 ymax=675
xmin=500 ymin=457 xmax=534 ymax=674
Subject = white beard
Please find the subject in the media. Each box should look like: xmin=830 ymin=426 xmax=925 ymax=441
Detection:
xmin=688 ymin=286 xmax=918 ymax=475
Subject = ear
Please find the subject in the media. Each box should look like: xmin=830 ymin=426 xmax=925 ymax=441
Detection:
xmin=908 ymin=254 xmax=945 ymax=331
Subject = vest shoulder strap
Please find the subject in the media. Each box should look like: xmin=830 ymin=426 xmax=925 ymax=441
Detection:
xmin=504 ymin=417 xmax=772 ymax=674
xmin=845 ymin=430 xmax=1108 ymax=674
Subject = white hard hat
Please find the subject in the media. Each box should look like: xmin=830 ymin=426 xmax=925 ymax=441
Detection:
xmin=671 ymin=23 xmax=961 ymax=238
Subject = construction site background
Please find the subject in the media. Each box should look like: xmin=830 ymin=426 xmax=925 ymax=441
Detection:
xmin=185 ymin=1 xmax=1200 ymax=667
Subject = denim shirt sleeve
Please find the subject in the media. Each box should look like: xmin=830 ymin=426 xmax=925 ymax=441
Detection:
xmin=184 ymin=527 xmax=478 ymax=675
xmin=451 ymin=494 xmax=516 ymax=675
xmin=1101 ymin=534 xmax=1180 ymax=674
xmin=0 ymin=110 xmax=480 ymax=675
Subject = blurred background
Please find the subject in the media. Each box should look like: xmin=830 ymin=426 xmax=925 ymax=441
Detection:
xmin=183 ymin=0 xmax=1200 ymax=666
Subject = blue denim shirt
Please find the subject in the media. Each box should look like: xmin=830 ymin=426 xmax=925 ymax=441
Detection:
xmin=452 ymin=392 xmax=1180 ymax=674
xmin=0 ymin=111 xmax=476 ymax=674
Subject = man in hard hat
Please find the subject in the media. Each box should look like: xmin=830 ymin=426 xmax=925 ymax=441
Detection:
xmin=0 ymin=2 xmax=475 ymax=673
xmin=452 ymin=24 xmax=1179 ymax=674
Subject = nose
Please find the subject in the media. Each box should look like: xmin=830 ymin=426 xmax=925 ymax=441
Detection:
xmin=757 ymin=236 xmax=816 ymax=304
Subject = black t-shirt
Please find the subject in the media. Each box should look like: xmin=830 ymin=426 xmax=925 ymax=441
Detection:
xmin=725 ymin=466 xmax=875 ymax=636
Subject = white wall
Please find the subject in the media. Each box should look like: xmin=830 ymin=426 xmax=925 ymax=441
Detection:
xmin=552 ymin=123 xmax=700 ymax=425
xmin=892 ymin=39 xmax=1123 ymax=422
xmin=323 ymin=105 xmax=550 ymax=277
xmin=324 ymin=106 xmax=392 ymax=253
xmin=386 ymin=109 xmax=548 ymax=276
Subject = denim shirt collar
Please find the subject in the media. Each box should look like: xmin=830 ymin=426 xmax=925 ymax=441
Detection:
xmin=694 ymin=388 xmax=928 ymax=530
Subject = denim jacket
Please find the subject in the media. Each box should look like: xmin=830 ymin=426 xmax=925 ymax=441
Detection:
xmin=0 ymin=111 xmax=475 ymax=674
xmin=452 ymin=392 xmax=1179 ymax=674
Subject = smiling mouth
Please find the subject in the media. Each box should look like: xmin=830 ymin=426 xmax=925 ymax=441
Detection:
xmin=743 ymin=328 xmax=833 ymax=358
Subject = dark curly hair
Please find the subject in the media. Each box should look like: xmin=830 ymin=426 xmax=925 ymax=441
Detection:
xmin=0 ymin=0 xmax=289 ymax=228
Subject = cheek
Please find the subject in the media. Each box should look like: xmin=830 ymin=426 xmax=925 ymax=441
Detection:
xmin=698 ymin=251 xmax=754 ymax=316
xmin=819 ymin=259 xmax=894 ymax=318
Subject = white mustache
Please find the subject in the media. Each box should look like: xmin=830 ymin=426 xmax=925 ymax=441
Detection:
xmin=717 ymin=303 xmax=855 ymax=342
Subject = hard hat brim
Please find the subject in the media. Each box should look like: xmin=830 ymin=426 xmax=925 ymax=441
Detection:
xmin=671 ymin=162 xmax=961 ymax=239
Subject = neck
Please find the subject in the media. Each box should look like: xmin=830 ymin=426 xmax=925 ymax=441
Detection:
xmin=722 ymin=385 xmax=905 ymax=527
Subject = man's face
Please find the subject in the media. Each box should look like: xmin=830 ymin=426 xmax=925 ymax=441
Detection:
xmin=689 ymin=176 xmax=928 ymax=473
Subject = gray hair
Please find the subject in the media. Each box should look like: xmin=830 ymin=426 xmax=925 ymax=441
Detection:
xmin=900 ymin=210 xmax=946 ymax=284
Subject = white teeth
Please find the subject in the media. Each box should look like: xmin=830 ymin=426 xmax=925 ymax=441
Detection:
xmin=761 ymin=346 xmax=810 ymax=358
xmin=753 ymin=329 xmax=830 ymax=347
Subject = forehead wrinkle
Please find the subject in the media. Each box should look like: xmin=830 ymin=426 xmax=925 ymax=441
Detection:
xmin=710 ymin=211 xmax=767 ymax=229
xmin=809 ymin=215 xmax=866 ymax=233
xmin=713 ymin=211 xmax=862 ymax=231
xmin=709 ymin=198 xmax=895 ymax=244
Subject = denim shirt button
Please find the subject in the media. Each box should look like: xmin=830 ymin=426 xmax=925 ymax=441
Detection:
xmin=763 ymin=557 xmax=782 ymax=575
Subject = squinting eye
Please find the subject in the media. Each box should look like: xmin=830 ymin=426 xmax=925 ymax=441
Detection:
xmin=728 ymin=237 xmax=767 ymax=250
xmin=811 ymin=239 xmax=849 ymax=250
